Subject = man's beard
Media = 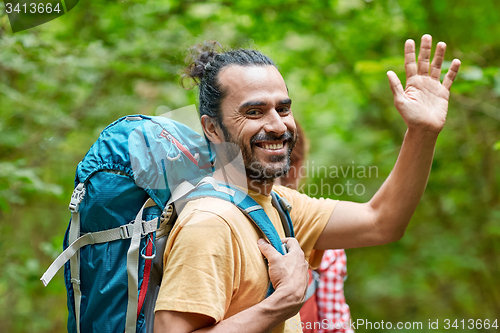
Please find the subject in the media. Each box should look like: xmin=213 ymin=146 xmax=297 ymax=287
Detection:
xmin=219 ymin=124 xmax=296 ymax=182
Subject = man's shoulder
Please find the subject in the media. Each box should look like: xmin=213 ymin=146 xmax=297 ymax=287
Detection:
xmin=272 ymin=184 xmax=339 ymax=217
xmin=272 ymin=184 xmax=306 ymax=202
xmin=272 ymin=184 xmax=297 ymax=195
xmin=177 ymin=196 xmax=245 ymax=225
xmin=170 ymin=197 xmax=240 ymax=246
xmin=273 ymin=184 xmax=338 ymax=203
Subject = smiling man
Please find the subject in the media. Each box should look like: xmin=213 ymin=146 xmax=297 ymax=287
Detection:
xmin=154 ymin=36 xmax=461 ymax=333
xmin=210 ymin=64 xmax=296 ymax=187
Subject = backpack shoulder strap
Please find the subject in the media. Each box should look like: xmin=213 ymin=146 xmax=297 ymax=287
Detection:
xmin=183 ymin=182 xmax=292 ymax=297
xmin=270 ymin=191 xmax=294 ymax=238
xmin=184 ymin=183 xmax=287 ymax=256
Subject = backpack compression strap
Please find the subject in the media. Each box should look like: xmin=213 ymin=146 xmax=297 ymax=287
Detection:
xmin=40 ymin=204 xmax=159 ymax=287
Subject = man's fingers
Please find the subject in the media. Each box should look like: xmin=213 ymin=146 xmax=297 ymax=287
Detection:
xmin=430 ymin=42 xmax=446 ymax=81
xmin=258 ymin=238 xmax=303 ymax=261
xmin=258 ymin=238 xmax=281 ymax=262
xmin=443 ymin=59 xmax=461 ymax=91
xmin=404 ymin=39 xmax=417 ymax=81
xmin=417 ymin=34 xmax=432 ymax=76
xmin=387 ymin=70 xmax=405 ymax=100
xmin=281 ymin=237 xmax=301 ymax=253
xmin=282 ymin=238 xmax=309 ymax=271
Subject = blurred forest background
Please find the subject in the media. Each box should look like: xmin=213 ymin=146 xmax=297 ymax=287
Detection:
xmin=0 ymin=0 xmax=499 ymax=332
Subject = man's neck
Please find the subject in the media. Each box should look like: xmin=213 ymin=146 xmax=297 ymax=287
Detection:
xmin=246 ymin=177 xmax=274 ymax=196
xmin=212 ymin=167 xmax=274 ymax=196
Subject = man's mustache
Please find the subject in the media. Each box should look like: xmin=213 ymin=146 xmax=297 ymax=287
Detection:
xmin=250 ymin=131 xmax=295 ymax=144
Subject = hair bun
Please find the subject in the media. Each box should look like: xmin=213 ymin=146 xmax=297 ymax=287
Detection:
xmin=182 ymin=41 xmax=222 ymax=87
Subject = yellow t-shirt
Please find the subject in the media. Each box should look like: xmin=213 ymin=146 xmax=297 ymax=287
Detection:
xmin=155 ymin=185 xmax=338 ymax=333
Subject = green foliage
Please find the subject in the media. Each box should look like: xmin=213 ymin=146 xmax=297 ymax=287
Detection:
xmin=0 ymin=0 xmax=499 ymax=332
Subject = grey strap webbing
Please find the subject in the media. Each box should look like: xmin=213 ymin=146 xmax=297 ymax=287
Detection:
xmin=270 ymin=192 xmax=292 ymax=238
xmin=244 ymin=205 xmax=262 ymax=214
xmin=40 ymin=218 xmax=159 ymax=287
xmin=197 ymin=177 xmax=235 ymax=196
xmin=166 ymin=180 xmax=196 ymax=206
xmin=166 ymin=177 xmax=235 ymax=206
xmin=125 ymin=198 xmax=155 ymax=333
xmin=69 ymin=212 xmax=81 ymax=333
xmin=143 ymin=205 xmax=176 ymax=333
xmin=68 ymin=182 xmax=85 ymax=333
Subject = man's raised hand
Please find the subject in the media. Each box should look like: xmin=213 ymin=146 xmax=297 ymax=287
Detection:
xmin=387 ymin=34 xmax=461 ymax=134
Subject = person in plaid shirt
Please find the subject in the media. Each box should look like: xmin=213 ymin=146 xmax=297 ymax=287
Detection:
xmin=279 ymin=124 xmax=353 ymax=333
xmin=316 ymin=249 xmax=353 ymax=333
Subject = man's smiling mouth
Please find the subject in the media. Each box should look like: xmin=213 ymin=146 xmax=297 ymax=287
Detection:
xmin=250 ymin=131 xmax=294 ymax=154
xmin=255 ymin=141 xmax=285 ymax=150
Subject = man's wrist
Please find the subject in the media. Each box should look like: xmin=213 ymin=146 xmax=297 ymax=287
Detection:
xmin=405 ymin=126 xmax=440 ymax=142
xmin=261 ymin=287 xmax=303 ymax=322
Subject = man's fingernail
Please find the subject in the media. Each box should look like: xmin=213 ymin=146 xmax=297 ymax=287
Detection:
xmin=257 ymin=238 xmax=266 ymax=245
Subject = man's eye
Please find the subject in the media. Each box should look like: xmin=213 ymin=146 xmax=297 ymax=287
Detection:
xmin=247 ymin=109 xmax=261 ymax=116
xmin=277 ymin=107 xmax=291 ymax=114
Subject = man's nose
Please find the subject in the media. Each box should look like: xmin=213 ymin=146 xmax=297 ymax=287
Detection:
xmin=263 ymin=109 xmax=287 ymax=135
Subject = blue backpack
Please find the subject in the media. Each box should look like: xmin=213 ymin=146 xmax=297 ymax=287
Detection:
xmin=40 ymin=115 xmax=294 ymax=333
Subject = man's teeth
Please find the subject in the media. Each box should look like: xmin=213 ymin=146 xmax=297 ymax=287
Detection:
xmin=262 ymin=142 xmax=284 ymax=150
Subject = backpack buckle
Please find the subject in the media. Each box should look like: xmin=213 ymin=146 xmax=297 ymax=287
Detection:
xmin=119 ymin=225 xmax=131 ymax=239
xmin=279 ymin=197 xmax=292 ymax=212
xmin=69 ymin=183 xmax=86 ymax=213
xmin=141 ymin=234 xmax=156 ymax=260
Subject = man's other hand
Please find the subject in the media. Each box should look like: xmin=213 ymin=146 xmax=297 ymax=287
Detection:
xmin=257 ymin=237 xmax=309 ymax=317
xmin=387 ymin=34 xmax=461 ymax=134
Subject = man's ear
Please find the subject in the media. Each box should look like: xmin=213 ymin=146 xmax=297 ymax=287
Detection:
xmin=201 ymin=115 xmax=224 ymax=144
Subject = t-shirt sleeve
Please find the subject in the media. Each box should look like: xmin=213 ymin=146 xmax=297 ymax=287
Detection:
xmin=274 ymin=185 xmax=338 ymax=269
xmin=154 ymin=209 xmax=240 ymax=323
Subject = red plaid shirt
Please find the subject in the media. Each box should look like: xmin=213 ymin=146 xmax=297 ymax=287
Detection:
xmin=316 ymin=249 xmax=353 ymax=333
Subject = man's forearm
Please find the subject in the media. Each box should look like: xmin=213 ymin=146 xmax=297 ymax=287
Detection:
xmin=155 ymin=288 xmax=300 ymax=333
xmin=315 ymin=127 xmax=440 ymax=250
xmin=367 ymin=127 xmax=438 ymax=241
xmin=194 ymin=288 xmax=301 ymax=333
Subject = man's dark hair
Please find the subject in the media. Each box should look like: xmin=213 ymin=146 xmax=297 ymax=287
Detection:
xmin=182 ymin=41 xmax=276 ymax=132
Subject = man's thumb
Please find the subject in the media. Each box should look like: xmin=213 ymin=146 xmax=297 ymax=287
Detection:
xmin=257 ymin=238 xmax=278 ymax=260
